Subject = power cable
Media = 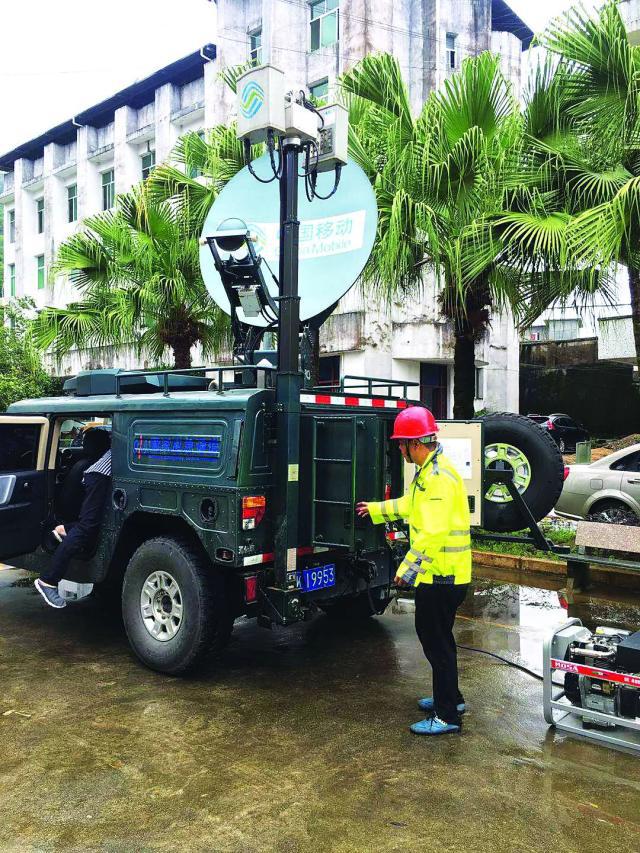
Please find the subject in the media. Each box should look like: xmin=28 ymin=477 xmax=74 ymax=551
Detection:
xmin=457 ymin=643 xmax=545 ymax=681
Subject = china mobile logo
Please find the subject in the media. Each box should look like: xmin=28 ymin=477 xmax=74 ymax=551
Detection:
xmin=240 ymin=81 xmax=265 ymax=119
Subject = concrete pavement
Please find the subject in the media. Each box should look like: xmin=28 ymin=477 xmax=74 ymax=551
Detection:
xmin=1 ymin=568 xmax=639 ymax=852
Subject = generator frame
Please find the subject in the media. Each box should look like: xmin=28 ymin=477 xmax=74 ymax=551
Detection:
xmin=543 ymin=619 xmax=640 ymax=756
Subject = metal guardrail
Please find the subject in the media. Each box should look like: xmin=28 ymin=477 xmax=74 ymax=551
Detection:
xmin=114 ymin=364 xmax=277 ymax=398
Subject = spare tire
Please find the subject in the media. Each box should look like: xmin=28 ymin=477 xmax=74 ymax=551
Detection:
xmin=480 ymin=412 xmax=564 ymax=532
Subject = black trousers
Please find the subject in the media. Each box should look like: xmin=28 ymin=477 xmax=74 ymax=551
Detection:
xmin=41 ymin=472 xmax=110 ymax=586
xmin=415 ymin=583 xmax=469 ymax=725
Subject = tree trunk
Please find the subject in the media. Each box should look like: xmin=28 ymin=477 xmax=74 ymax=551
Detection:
xmin=171 ymin=338 xmax=193 ymax=370
xmin=452 ymin=319 xmax=476 ymax=419
xmin=628 ymin=266 xmax=640 ymax=372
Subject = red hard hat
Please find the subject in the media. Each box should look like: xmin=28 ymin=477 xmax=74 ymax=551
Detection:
xmin=391 ymin=406 xmax=439 ymax=439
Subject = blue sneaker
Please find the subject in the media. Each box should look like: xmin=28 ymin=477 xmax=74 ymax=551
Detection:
xmin=34 ymin=579 xmax=66 ymax=609
xmin=410 ymin=716 xmax=461 ymax=736
xmin=418 ymin=697 xmax=466 ymax=714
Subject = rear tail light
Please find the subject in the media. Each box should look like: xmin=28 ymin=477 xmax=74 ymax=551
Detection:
xmin=546 ymin=420 xmax=555 ymax=430
xmin=244 ymin=575 xmax=258 ymax=604
xmin=242 ymin=495 xmax=266 ymax=530
xmin=563 ymin=465 xmax=570 ymax=481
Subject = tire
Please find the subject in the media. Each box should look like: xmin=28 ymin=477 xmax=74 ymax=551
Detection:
xmin=122 ymin=536 xmax=234 ymax=675
xmin=480 ymin=412 xmax=565 ymax=533
xmin=320 ymin=589 xmax=390 ymax=621
xmin=587 ymin=501 xmax=639 ymax=525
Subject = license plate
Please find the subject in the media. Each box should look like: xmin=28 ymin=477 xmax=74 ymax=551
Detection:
xmin=297 ymin=564 xmax=336 ymax=592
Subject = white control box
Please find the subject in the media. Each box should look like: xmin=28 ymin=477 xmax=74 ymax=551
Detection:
xmin=315 ymin=103 xmax=349 ymax=172
xmin=236 ymin=65 xmax=286 ymax=144
xmin=284 ymin=101 xmax=319 ymax=144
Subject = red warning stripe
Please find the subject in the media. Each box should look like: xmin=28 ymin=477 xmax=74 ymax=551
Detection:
xmin=300 ymin=394 xmax=408 ymax=409
xmin=551 ymin=658 xmax=640 ymax=688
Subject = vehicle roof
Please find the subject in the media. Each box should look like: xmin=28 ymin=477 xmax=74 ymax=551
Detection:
xmin=7 ymin=388 xmax=265 ymax=415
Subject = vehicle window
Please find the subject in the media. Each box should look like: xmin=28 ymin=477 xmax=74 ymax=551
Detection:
xmin=0 ymin=424 xmax=41 ymax=472
xmin=59 ymin=416 xmax=112 ymax=449
xmin=555 ymin=418 xmax=570 ymax=428
xmin=612 ymin=451 xmax=640 ymax=473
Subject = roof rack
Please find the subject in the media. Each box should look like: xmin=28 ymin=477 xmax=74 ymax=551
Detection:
xmin=315 ymin=374 xmax=419 ymax=399
xmin=63 ymin=365 xmax=276 ymax=398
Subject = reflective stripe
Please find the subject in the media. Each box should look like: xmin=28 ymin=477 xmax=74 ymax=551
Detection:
xmin=441 ymin=544 xmax=472 ymax=553
xmin=409 ymin=547 xmax=432 ymax=563
xmin=392 ymin=499 xmax=400 ymax=517
xmin=440 ymin=468 xmax=458 ymax=484
xmin=450 ymin=529 xmax=470 ymax=537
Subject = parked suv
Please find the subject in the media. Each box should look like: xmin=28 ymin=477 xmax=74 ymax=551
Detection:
xmin=527 ymin=413 xmax=589 ymax=454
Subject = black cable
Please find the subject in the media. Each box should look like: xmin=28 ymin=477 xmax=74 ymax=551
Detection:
xmin=245 ymin=137 xmax=279 ymax=184
xmin=457 ymin=643 xmax=544 ymax=682
xmin=309 ymin=164 xmax=342 ymax=200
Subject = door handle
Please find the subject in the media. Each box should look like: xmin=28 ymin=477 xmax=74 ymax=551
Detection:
xmin=22 ymin=482 xmax=31 ymax=495
xmin=627 ymin=478 xmax=640 ymax=484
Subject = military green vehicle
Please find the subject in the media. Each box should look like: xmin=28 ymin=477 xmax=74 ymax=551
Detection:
xmin=0 ymin=367 xmax=415 ymax=673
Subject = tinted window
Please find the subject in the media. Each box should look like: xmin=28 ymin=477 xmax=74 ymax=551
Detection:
xmin=0 ymin=424 xmax=41 ymax=472
xmin=554 ymin=418 xmax=571 ymax=428
xmin=612 ymin=451 xmax=640 ymax=473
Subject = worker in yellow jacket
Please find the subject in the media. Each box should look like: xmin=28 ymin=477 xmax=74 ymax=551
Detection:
xmin=356 ymin=406 xmax=471 ymax=735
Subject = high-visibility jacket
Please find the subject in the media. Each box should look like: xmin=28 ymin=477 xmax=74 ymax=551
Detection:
xmin=367 ymin=446 xmax=472 ymax=587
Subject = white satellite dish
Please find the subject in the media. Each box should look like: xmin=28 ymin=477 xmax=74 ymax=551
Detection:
xmin=199 ymin=156 xmax=378 ymax=327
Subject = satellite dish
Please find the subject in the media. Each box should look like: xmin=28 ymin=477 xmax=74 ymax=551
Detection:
xmin=199 ymin=156 xmax=378 ymax=327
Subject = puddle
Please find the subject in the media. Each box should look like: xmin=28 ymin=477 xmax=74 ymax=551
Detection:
xmin=460 ymin=579 xmax=640 ymax=635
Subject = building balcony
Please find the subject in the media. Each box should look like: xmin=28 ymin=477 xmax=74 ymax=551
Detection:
xmin=126 ymin=123 xmax=155 ymax=143
xmin=0 ymin=172 xmax=15 ymax=201
xmin=171 ymin=100 xmax=205 ymax=124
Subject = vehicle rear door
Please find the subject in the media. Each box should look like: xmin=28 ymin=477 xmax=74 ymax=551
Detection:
xmin=0 ymin=416 xmax=50 ymax=561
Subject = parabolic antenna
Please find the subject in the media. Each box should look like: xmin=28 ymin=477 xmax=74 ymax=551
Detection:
xmin=199 ymin=156 xmax=378 ymax=327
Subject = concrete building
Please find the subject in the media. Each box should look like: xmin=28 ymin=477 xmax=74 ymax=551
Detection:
xmin=0 ymin=0 xmax=532 ymax=413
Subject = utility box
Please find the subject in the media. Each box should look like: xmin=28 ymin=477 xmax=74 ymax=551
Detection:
xmin=236 ymin=65 xmax=286 ymax=144
xmin=316 ymin=104 xmax=349 ymax=172
xmin=575 ymin=441 xmax=592 ymax=464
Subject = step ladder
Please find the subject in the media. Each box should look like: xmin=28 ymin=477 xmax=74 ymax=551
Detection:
xmin=311 ymin=416 xmax=357 ymax=550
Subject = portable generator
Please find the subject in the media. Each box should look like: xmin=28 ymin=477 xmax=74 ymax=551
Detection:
xmin=543 ymin=619 xmax=640 ymax=755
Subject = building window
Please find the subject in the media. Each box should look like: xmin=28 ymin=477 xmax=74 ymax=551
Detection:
xmin=101 ymin=169 xmax=115 ymax=210
xmin=446 ymin=33 xmax=457 ymax=70
xmin=249 ymin=29 xmax=262 ymax=65
xmin=8 ymin=209 xmax=15 ymax=244
xmin=475 ymin=367 xmax=484 ymax=400
xmin=420 ymin=363 xmax=448 ymax=420
xmin=67 ymin=184 xmax=78 ymax=223
xmin=310 ymin=0 xmax=339 ymax=52
xmin=318 ymin=355 xmax=341 ymax=387
xmin=141 ymin=150 xmax=156 ymax=182
xmin=36 ymin=198 xmax=45 ymax=234
xmin=309 ymin=78 xmax=329 ymax=104
xmin=9 ymin=264 xmax=16 ymax=298
xmin=37 ymin=255 xmax=45 ymax=290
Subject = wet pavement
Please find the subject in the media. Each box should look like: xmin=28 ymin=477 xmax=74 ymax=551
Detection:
xmin=1 ymin=567 xmax=640 ymax=853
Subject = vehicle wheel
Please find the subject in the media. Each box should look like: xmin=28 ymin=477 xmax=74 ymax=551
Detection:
xmin=558 ymin=438 xmax=566 ymax=454
xmin=320 ymin=589 xmax=389 ymax=621
xmin=587 ymin=500 xmax=639 ymax=525
xmin=122 ymin=536 xmax=234 ymax=675
xmin=480 ymin=413 xmax=565 ymax=533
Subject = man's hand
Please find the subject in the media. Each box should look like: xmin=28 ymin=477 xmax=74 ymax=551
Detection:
xmin=53 ymin=524 xmax=67 ymax=540
xmin=393 ymin=574 xmax=411 ymax=588
xmin=355 ymin=502 xmax=370 ymax=518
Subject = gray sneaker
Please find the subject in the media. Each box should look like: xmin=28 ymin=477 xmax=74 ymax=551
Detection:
xmin=34 ymin=579 xmax=66 ymax=609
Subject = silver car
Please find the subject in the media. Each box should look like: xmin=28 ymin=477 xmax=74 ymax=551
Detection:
xmin=555 ymin=444 xmax=640 ymax=520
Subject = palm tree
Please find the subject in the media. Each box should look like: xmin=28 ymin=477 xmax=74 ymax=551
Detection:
xmin=342 ymin=52 xmax=526 ymax=418
xmin=530 ymin=3 xmax=640 ymax=366
xmin=32 ymin=186 xmax=230 ymax=369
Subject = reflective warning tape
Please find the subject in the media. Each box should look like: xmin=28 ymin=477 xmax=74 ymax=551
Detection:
xmin=386 ymin=530 xmax=407 ymax=541
xmin=242 ymin=546 xmax=330 ymax=567
xmin=551 ymin=658 xmax=640 ymax=689
xmin=301 ymin=394 xmax=408 ymax=409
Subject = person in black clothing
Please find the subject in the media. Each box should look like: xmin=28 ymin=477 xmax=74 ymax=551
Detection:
xmin=35 ymin=432 xmax=112 ymax=610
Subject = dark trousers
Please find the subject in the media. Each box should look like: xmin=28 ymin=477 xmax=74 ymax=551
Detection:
xmin=41 ymin=472 xmax=109 ymax=586
xmin=415 ymin=583 xmax=469 ymax=725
